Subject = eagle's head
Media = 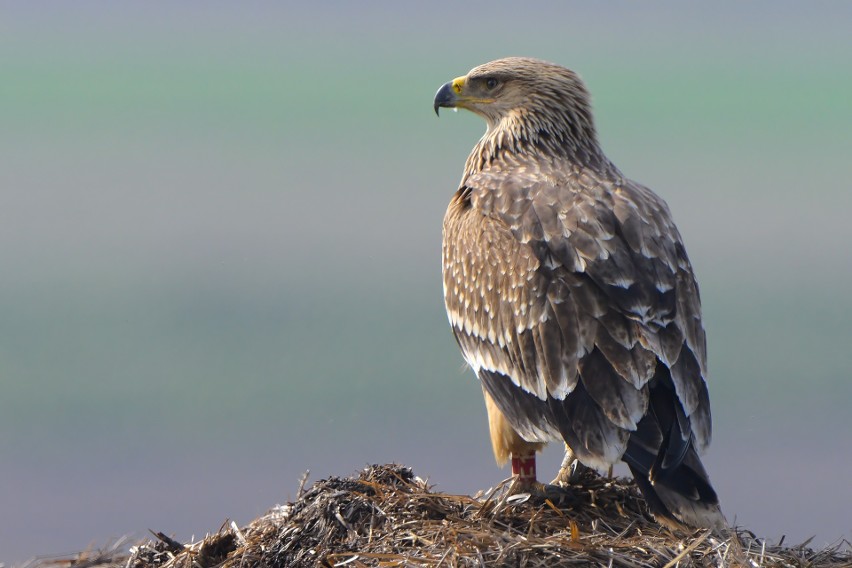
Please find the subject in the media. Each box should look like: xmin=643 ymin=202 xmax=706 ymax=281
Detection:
xmin=434 ymin=57 xmax=602 ymax=166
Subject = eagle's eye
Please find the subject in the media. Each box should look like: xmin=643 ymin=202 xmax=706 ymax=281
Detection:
xmin=485 ymin=77 xmax=499 ymax=89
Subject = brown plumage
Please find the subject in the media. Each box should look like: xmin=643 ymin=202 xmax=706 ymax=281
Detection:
xmin=434 ymin=57 xmax=725 ymax=530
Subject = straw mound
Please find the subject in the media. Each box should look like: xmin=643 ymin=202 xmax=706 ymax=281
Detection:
xmin=54 ymin=464 xmax=851 ymax=568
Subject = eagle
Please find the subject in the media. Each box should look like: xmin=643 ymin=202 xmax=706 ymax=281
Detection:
xmin=434 ymin=57 xmax=725 ymax=530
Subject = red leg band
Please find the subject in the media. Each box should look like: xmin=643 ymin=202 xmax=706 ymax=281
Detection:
xmin=511 ymin=451 xmax=537 ymax=484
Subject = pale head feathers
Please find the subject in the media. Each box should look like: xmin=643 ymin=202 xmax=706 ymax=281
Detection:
xmin=459 ymin=57 xmax=606 ymax=175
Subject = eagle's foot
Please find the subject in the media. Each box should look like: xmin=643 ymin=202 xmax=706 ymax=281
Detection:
xmin=532 ymin=482 xmax=571 ymax=501
xmin=506 ymin=477 xmax=569 ymax=502
xmin=550 ymin=446 xmax=595 ymax=486
xmin=506 ymin=450 xmax=570 ymax=501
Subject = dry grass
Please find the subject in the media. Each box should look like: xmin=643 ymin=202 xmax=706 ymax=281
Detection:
xmin=30 ymin=464 xmax=851 ymax=568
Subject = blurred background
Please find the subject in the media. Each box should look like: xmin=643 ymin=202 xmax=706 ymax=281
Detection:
xmin=1 ymin=1 xmax=851 ymax=564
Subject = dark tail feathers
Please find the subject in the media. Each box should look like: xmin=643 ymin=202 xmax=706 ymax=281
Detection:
xmin=622 ymin=373 xmax=726 ymax=531
xmin=624 ymin=443 xmax=725 ymax=531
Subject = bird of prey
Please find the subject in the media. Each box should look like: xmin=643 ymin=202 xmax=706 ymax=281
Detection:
xmin=434 ymin=57 xmax=724 ymax=530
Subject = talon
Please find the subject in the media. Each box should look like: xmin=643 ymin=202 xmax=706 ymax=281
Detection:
xmin=509 ymin=478 xmax=545 ymax=495
xmin=552 ymin=448 xmax=590 ymax=485
xmin=528 ymin=482 xmax=570 ymax=503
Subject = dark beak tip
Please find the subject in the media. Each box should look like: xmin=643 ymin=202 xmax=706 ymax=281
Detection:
xmin=433 ymin=81 xmax=455 ymax=117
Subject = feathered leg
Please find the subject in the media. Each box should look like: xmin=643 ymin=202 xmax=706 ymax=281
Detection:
xmin=482 ymin=387 xmax=543 ymax=488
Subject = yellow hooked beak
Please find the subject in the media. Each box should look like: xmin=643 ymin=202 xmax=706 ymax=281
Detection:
xmin=433 ymin=76 xmax=495 ymax=115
